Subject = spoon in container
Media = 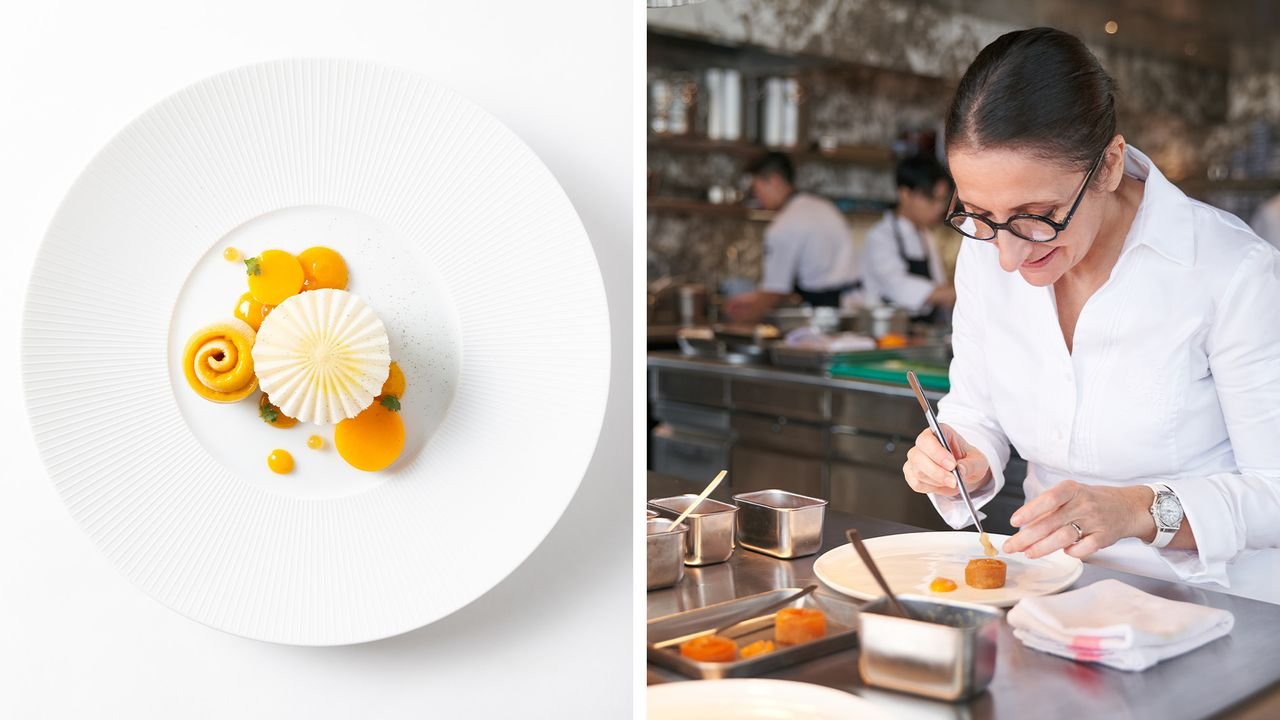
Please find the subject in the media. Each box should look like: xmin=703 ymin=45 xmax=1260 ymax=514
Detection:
xmin=665 ymin=470 xmax=726 ymax=533
xmin=847 ymin=528 xmax=912 ymax=619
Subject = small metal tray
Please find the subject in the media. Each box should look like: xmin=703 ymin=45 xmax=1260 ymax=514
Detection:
xmin=647 ymin=588 xmax=861 ymax=679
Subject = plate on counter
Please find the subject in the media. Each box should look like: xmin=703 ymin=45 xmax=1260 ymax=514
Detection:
xmin=647 ymin=679 xmax=891 ymax=720
xmin=21 ymin=59 xmax=609 ymax=645
xmin=813 ymin=531 xmax=1083 ymax=607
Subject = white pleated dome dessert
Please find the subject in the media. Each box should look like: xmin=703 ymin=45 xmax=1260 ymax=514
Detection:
xmin=252 ymin=289 xmax=391 ymax=425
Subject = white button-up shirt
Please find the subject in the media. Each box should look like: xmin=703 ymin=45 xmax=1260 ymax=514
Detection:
xmin=860 ymin=211 xmax=947 ymax=315
xmin=933 ymin=146 xmax=1280 ymax=603
xmin=759 ymin=193 xmax=860 ymax=295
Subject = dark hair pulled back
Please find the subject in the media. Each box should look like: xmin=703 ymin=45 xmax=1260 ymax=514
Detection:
xmin=945 ymin=27 xmax=1117 ymax=176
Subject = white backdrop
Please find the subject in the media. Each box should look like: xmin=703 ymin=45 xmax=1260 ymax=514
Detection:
xmin=0 ymin=1 xmax=634 ymax=718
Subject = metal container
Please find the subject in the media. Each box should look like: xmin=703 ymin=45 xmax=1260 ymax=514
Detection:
xmin=677 ymin=284 xmax=708 ymax=327
xmin=646 ymin=509 xmax=659 ymax=520
xmin=646 ymin=518 xmax=688 ymax=591
xmin=714 ymin=323 xmax=778 ymax=362
xmin=857 ymin=595 xmax=1003 ymax=701
xmin=675 ymin=326 xmax=724 ymax=359
xmin=733 ymin=489 xmax=828 ymax=559
xmin=648 ymin=494 xmax=737 ymax=566
xmin=648 ymin=588 xmax=860 ymax=679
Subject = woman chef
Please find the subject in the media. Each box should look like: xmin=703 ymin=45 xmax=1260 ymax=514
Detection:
xmin=902 ymin=27 xmax=1280 ymax=602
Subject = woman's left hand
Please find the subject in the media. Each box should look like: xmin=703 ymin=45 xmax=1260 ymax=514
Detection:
xmin=1003 ymin=480 xmax=1155 ymax=559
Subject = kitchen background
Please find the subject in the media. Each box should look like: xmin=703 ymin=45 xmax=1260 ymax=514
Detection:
xmin=647 ymin=0 xmax=1280 ymax=301
xmin=645 ymin=0 xmax=1280 ymax=532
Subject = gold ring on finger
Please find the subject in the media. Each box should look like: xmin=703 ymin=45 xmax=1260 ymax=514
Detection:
xmin=1068 ymin=521 xmax=1084 ymax=544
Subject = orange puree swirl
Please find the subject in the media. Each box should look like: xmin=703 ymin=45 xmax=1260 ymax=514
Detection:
xmin=183 ymin=319 xmax=259 ymax=402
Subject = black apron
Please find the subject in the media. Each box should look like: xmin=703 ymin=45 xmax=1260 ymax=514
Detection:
xmin=795 ymin=281 xmax=860 ymax=308
xmin=889 ymin=213 xmax=941 ymax=323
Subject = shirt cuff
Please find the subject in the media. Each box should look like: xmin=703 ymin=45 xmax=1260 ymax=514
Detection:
xmin=926 ymin=433 xmax=1006 ymax=530
xmin=1152 ymin=478 xmax=1236 ymax=588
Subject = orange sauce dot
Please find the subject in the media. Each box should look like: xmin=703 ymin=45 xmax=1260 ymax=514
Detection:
xmin=929 ymin=577 xmax=958 ymax=593
xmin=223 ymin=247 xmax=241 ymax=262
xmin=267 ymin=449 xmax=294 ymax=474
xmin=307 ymin=435 xmax=325 ymax=450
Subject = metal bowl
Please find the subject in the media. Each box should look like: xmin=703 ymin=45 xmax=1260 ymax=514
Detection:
xmin=857 ymin=595 xmax=1003 ymax=701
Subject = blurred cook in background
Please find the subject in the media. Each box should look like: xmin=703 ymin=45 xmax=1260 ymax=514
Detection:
xmin=722 ymin=152 xmax=860 ymax=323
xmin=860 ymin=155 xmax=956 ymax=322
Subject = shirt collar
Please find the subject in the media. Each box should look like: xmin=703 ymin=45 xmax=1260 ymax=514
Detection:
xmin=1122 ymin=145 xmax=1195 ymax=267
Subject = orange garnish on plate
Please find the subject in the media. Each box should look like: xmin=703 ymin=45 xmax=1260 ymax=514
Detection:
xmin=929 ymin=577 xmax=958 ymax=593
xmin=679 ymin=635 xmax=737 ymax=663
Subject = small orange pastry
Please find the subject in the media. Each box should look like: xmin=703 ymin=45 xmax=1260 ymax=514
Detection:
xmin=182 ymin=319 xmax=258 ymax=403
xmin=245 ymin=249 xmax=304 ymax=305
xmin=965 ymin=558 xmax=1008 ymax=589
xmin=298 ymin=246 xmax=349 ymax=291
xmin=775 ymin=607 xmax=827 ymax=645
xmin=929 ymin=577 xmax=958 ymax=593
xmin=679 ymin=635 xmax=737 ymax=663
xmin=739 ymin=640 xmax=775 ymax=659
xmin=258 ymin=393 xmax=298 ymax=429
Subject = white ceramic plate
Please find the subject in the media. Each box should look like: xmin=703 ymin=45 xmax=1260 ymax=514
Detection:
xmin=21 ymin=59 xmax=610 ymax=645
xmin=813 ymin=531 xmax=1083 ymax=607
xmin=647 ymin=679 xmax=891 ymax=720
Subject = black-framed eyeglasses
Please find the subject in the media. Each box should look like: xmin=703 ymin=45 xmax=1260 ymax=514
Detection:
xmin=944 ymin=152 xmax=1105 ymax=243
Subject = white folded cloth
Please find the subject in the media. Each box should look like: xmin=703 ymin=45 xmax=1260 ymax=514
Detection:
xmin=1006 ymin=579 xmax=1235 ymax=671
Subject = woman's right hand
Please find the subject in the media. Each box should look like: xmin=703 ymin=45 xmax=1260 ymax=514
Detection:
xmin=903 ymin=424 xmax=992 ymax=497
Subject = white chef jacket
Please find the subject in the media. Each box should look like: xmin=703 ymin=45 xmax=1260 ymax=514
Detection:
xmin=759 ymin=193 xmax=860 ymax=295
xmin=860 ymin=211 xmax=947 ymax=315
xmin=933 ymin=146 xmax=1280 ymax=603
xmin=1249 ymin=193 xmax=1280 ymax=251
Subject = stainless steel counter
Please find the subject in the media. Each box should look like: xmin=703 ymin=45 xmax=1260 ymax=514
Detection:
xmin=647 ymin=351 xmax=1029 ymax=533
xmin=647 ymin=472 xmax=1280 ymax=720
xmin=647 ymin=351 xmax=946 ymax=401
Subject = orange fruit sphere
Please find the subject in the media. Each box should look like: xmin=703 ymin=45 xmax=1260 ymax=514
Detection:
xmin=246 ymin=249 xmax=304 ymax=306
xmin=298 ymin=246 xmax=349 ymax=291
xmin=335 ymin=400 xmax=405 ymax=472
xmin=234 ymin=292 xmax=273 ymax=332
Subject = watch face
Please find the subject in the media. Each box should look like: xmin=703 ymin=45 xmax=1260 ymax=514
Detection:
xmin=1155 ymin=495 xmax=1183 ymax=527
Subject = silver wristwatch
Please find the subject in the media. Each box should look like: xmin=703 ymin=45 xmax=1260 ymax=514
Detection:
xmin=1145 ymin=483 xmax=1183 ymax=549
